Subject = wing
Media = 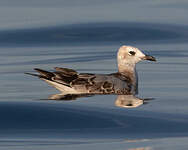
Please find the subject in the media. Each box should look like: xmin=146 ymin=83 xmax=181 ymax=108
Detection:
xmin=33 ymin=67 xmax=78 ymax=87
xmin=71 ymin=74 xmax=112 ymax=93
xmin=72 ymin=73 xmax=132 ymax=94
xmin=32 ymin=67 xmax=103 ymax=93
xmin=30 ymin=67 xmax=132 ymax=94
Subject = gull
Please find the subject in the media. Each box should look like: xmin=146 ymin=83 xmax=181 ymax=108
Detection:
xmin=26 ymin=45 xmax=156 ymax=95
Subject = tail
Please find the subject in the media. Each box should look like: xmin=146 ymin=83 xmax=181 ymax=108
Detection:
xmin=25 ymin=68 xmax=78 ymax=93
xmin=25 ymin=68 xmax=54 ymax=79
xmin=25 ymin=72 xmax=41 ymax=77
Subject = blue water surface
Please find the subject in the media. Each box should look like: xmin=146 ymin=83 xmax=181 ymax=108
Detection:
xmin=0 ymin=1 xmax=188 ymax=150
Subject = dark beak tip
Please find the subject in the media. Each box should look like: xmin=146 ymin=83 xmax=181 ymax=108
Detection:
xmin=145 ymin=55 xmax=156 ymax=62
xmin=152 ymin=57 xmax=157 ymax=62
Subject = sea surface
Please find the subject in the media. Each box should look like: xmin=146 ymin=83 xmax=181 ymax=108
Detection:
xmin=0 ymin=1 xmax=188 ymax=150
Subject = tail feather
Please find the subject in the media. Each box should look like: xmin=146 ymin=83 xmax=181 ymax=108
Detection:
xmin=34 ymin=68 xmax=54 ymax=79
xmin=25 ymin=72 xmax=41 ymax=77
xmin=25 ymin=68 xmax=77 ymax=93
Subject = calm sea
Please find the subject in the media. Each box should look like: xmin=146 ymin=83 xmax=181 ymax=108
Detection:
xmin=0 ymin=1 xmax=188 ymax=150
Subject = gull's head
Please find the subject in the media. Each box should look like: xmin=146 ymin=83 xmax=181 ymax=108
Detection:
xmin=117 ymin=45 xmax=156 ymax=66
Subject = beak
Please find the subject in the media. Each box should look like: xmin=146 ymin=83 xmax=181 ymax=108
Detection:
xmin=142 ymin=55 xmax=156 ymax=61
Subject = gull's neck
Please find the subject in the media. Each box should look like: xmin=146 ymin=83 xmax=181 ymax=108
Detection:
xmin=118 ymin=63 xmax=138 ymax=94
xmin=118 ymin=63 xmax=136 ymax=74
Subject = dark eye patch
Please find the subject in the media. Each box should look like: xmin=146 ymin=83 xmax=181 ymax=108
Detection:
xmin=129 ymin=51 xmax=136 ymax=55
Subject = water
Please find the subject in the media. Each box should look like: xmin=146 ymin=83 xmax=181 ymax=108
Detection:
xmin=1 ymin=1 xmax=188 ymax=150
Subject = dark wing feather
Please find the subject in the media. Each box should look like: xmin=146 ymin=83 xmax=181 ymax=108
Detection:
xmin=34 ymin=68 xmax=54 ymax=79
xmin=54 ymin=67 xmax=77 ymax=76
xmin=33 ymin=68 xmax=78 ymax=87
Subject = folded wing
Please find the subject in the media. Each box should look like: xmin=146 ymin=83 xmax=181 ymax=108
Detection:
xmin=27 ymin=67 xmax=131 ymax=94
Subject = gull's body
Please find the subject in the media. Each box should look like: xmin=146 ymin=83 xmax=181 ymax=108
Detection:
xmin=26 ymin=45 xmax=156 ymax=95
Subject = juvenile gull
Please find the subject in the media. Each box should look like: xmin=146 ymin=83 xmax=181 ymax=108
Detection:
xmin=26 ymin=45 xmax=156 ymax=95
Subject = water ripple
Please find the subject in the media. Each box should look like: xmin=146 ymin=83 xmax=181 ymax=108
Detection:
xmin=0 ymin=22 xmax=187 ymax=46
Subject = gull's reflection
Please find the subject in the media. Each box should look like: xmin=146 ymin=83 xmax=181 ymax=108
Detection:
xmin=48 ymin=93 xmax=94 ymax=100
xmin=48 ymin=94 xmax=153 ymax=108
xmin=115 ymin=95 xmax=144 ymax=108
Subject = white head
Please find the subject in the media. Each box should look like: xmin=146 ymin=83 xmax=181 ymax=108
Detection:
xmin=117 ymin=45 xmax=156 ymax=69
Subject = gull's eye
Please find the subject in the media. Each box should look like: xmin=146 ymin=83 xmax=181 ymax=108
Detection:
xmin=129 ymin=51 xmax=136 ymax=56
